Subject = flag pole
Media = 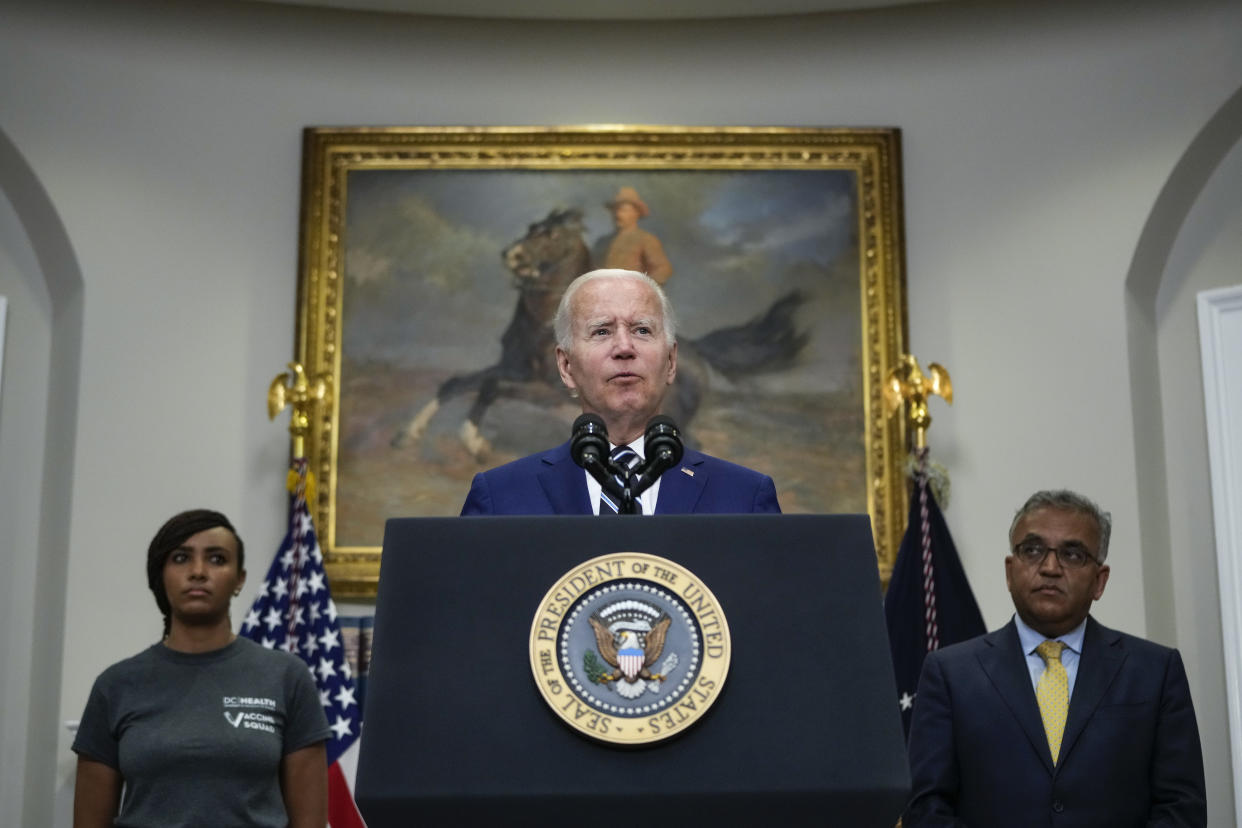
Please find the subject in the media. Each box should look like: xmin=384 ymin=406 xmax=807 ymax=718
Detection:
xmin=883 ymin=354 xmax=984 ymax=738
xmin=258 ymin=363 xmax=367 ymax=828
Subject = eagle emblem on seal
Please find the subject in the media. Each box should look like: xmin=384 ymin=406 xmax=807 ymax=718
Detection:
xmin=584 ymin=599 xmax=680 ymax=699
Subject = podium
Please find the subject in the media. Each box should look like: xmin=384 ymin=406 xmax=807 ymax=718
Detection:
xmin=357 ymin=514 xmax=910 ymax=825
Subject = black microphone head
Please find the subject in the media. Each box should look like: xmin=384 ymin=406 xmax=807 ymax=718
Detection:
xmin=644 ymin=415 xmax=684 ymax=466
xmin=570 ymin=413 xmax=609 ymax=468
xmin=573 ymin=413 xmax=606 ymax=434
xmin=645 ymin=414 xmax=677 ymax=433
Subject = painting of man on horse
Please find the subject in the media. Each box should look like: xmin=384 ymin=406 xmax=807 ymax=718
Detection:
xmin=335 ymin=168 xmax=864 ymax=543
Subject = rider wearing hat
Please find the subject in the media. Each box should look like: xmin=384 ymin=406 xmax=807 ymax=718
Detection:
xmin=595 ymin=186 xmax=674 ymax=285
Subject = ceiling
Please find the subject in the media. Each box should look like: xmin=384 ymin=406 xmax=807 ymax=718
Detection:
xmin=249 ymin=0 xmax=944 ymax=21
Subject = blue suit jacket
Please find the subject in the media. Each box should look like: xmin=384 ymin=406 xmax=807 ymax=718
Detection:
xmin=904 ymin=617 xmax=1206 ymax=827
xmin=460 ymin=440 xmax=780 ymax=515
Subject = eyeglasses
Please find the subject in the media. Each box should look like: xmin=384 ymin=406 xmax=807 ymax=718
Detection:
xmin=1011 ymin=540 xmax=1103 ymax=569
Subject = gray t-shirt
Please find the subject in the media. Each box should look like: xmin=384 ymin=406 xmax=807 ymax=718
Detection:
xmin=73 ymin=637 xmax=330 ymax=828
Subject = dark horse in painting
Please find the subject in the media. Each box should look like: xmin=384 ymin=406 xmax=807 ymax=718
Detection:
xmin=391 ymin=207 xmax=807 ymax=458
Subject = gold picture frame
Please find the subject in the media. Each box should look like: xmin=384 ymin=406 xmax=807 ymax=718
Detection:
xmin=294 ymin=126 xmax=909 ymax=598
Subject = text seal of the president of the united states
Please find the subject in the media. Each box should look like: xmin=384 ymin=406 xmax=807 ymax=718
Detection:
xmin=529 ymin=552 xmax=731 ymax=746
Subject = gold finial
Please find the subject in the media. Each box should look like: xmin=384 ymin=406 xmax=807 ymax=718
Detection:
xmin=884 ymin=355 xmax=953 ymax=450
xmin=268 ymin=363 xmax=329 ymax=460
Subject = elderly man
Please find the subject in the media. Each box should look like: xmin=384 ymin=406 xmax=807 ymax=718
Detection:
xmin=460 ymin=269 xmax=779 ymax=515
xmin=904 ymin=489 xmax=1206 ymax=827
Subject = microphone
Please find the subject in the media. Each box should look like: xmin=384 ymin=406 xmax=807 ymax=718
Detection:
xmin=569 ymin=413 xmax=609 ymax=469
xmin=569 ymin=414 xmax=634 ymax=511
xmin=629 ymin=415 xmax=684 ymax=497
xmin=644 ymin=415 xmax=684 ymax=471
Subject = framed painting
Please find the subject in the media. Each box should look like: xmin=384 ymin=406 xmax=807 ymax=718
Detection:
xmin=293 ymin=126 xmax=909 ymax=597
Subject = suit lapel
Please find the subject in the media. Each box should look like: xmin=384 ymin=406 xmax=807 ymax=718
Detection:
xmin=536 ymin=443 xmax=592 ymax=515
xmin=653 ymin=450 xmax=708 ymax=514
xmin=1058 ymin=616 xmax=1125 ymax=768
xmin=977 ymin=621 xmax=1057 ymax=775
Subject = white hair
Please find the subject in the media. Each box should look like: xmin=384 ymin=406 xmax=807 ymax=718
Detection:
xmin=553 ymin=269 xmax=677 ymax=352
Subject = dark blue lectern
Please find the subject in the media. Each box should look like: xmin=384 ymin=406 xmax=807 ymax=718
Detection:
xmin=357 ymin=514 xmax=910 ymax=826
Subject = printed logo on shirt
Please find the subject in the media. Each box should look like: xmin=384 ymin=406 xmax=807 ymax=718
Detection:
xmin=221 ymin=695 xmax=279 ymax=734
xmin=223 ymin=710 xmax=277 ymax=732
xmin=222 ymin=695 xmax=277 ymax=710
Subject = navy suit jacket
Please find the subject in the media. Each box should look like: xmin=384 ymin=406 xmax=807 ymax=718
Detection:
xmin=460 ymin=440 xmax=780 ymax=515
xmin=905 ymin=617 xmax=1206 ymax=828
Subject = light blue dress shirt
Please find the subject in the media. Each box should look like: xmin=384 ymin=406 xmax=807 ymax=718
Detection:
xmin=1013 ymin=613 xmax=1087 ymax=699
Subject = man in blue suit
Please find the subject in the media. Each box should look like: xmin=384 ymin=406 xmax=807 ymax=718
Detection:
xmin=461 ymin=269 xmax=780 ymax=516
xmin=904 ymin=490 xmax=1206 ymax=827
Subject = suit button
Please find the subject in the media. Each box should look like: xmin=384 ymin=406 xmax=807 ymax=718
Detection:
xmin=1053 ymin=800 xmax=1064 ymax=813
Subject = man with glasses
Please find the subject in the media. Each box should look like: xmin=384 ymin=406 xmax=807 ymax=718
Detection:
xmin=904 ymin=489 xmax=1206 ymax=827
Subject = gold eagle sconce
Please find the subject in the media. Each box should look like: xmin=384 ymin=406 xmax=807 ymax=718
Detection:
xmin=884 ymin=355 xmax=953 ymax=450
xmin=268 ymin=362 xmax=330 ymax=459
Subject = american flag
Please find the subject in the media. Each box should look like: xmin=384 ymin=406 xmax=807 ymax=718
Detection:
xmin=240 ymin=459 xmax=366 ymax=828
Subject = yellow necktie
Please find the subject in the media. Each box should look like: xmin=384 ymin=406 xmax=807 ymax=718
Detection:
xmin=1035 ymin=640 xmax=1068 ymax=764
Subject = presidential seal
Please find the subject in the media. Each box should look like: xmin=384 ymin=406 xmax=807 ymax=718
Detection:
xmin=529 ymin=552 xmax=730 ymax=746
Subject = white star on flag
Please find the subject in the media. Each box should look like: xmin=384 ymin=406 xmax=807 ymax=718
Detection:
xmin=319 ymin=628 xmax=340 ymax=653
xmin=317 ymin=656 xmax=336 ymax=682
xmin=329 ymin=715 xmax=353 ymax=740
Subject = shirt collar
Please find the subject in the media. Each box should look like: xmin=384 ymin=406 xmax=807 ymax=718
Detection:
xmin=1014 ymin=612 xmax=1087 ymax=656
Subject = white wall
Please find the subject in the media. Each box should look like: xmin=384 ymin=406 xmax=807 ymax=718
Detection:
xmin=1 ymin=0 xmax=1239 ymax=823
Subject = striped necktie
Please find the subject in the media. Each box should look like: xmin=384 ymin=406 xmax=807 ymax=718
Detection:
xmin=1035 ymin=640 xmax=1069 ymax=764
xmin=599 ymin=445 xmax=643 ymax=515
